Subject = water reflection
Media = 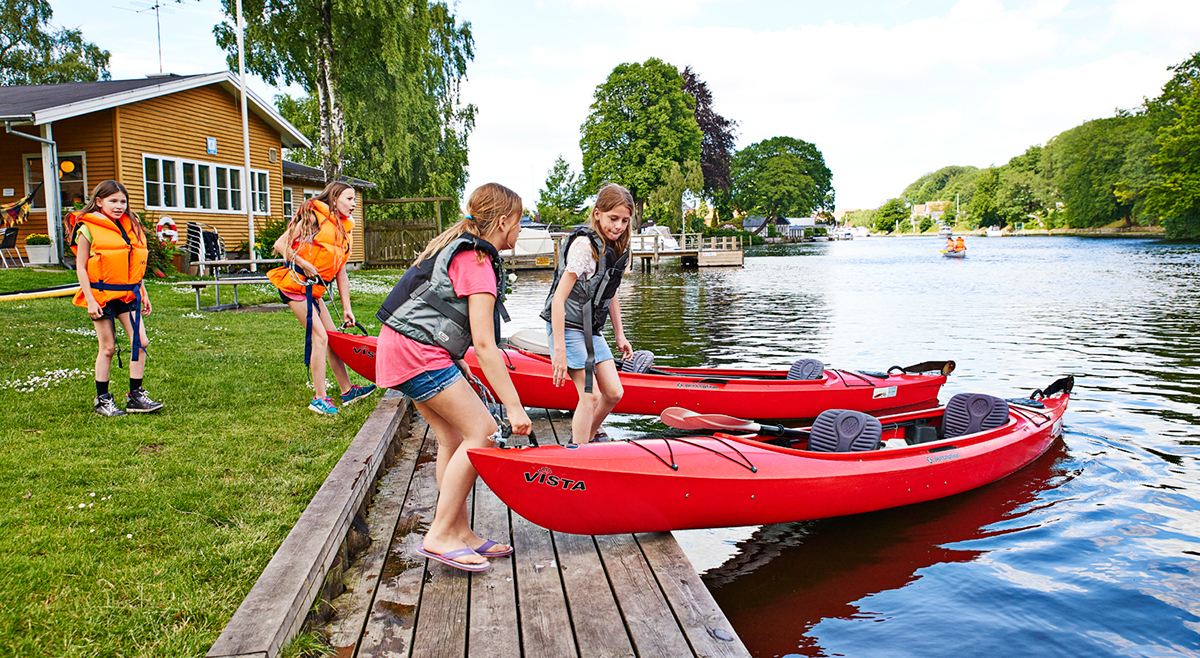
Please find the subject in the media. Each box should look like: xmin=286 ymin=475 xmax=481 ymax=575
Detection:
xmin=501 ymin=236 xmax=1200 ymax=657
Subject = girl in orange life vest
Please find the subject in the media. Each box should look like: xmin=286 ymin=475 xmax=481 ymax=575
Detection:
xmin=546 ymin=183 xmax=634 ymax=444
xmin=72 ymin=180 xmax=163 ymax=417
xmin=375 ymin=183 xmax=531 ymax=571
xmin=268 ymin=181 xmax=376 ymax=415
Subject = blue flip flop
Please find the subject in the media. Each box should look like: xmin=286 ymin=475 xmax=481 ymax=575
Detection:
xmin=417 ymin=546 xmax=489 ymax=572
xmin=474 ymin=539 xmax=514 ymax=557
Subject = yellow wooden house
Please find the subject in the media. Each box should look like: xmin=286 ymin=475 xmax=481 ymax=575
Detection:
xmin=0 ymin=72 xmax=368 ymax=266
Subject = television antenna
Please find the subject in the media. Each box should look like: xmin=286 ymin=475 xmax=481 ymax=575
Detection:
xmin=115 ymin=1 xmax=178 ymax=74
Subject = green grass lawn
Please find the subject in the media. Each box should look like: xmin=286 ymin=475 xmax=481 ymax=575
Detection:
xmin=0 ymin=267 xmax=405 ymax=657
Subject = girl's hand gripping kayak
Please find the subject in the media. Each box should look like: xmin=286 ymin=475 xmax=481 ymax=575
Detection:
xmin=508 ymin=406 xmax=532 ymax=436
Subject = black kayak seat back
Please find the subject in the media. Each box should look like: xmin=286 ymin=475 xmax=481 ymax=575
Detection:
xmin=620 ymin=350 xmax=655 ymax=374
xmin=942 ymin=393 xmax=1009 ymax=439
xmin=808 ymin=409 xmax=882 ymax=452
xmin=788 ymin=358 xmax=824 ymax=380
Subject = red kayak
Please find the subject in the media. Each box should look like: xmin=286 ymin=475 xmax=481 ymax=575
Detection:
xmin=326 ymin=330 xmax=950 ymax=421
xmin=466 ymin=376 xmax=1073 ymax=535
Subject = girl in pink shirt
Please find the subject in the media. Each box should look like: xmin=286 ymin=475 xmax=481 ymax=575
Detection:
xmin=375 ymin=183 xmax=530 ymax=572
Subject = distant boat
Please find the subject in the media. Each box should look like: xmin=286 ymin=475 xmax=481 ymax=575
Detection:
xmin=631 ymin=225 xmax=681 ymax=251
xmin=943 ymin=249 xmax=966 ymax=259
xmin=938 ymin=225 xmax=953 ymax=238
xmin=985 ymin=226 xmax=1005 ymax=237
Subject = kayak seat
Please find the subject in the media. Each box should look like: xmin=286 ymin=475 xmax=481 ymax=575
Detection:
xmin=620 ymin=350 xmax=655 ymax=374
xmin=943 ymin=393 xmax=1009 ymax=439
xmin=808 ymin=409 xmax=882 ymax=452
xmin=788 ymin=358 xmax=824 ymax=380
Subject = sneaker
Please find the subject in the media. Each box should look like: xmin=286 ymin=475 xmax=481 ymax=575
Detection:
xmin=94 ymin=393 xmax=127 ymax=417
xmin=126 ymin=388 xmax=164 ymax=413
xmin=340 ymin=384 xmax=377 ymax=406
xmin=309 ymin=397 xmax=339 ymax=415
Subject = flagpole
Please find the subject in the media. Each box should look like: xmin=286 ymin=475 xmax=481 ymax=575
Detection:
xmin=235 ymin=0 xmax=256 ymax=271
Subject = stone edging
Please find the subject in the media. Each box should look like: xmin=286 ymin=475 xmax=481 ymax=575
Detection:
xmin=208 ymin=390 xmax=412 ymax=658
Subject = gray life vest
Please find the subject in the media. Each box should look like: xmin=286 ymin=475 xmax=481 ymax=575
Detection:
xmin=539 ymin=227 xmax=628 ymax=393
xmin=376 ymin=235 xmax=508 ymax=360
xmin=539 ymin=227 xmax=629 ymax=335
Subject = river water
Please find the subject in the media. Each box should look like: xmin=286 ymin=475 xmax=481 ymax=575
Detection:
xmin=499 ymin=235 xmax=1200 ymax=658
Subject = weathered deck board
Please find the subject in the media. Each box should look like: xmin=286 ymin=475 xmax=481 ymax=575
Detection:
xmin=325 ymin=407 xmax=750 ymax=658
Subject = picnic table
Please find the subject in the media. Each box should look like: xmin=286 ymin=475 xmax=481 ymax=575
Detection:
xmin=178 ymin=259 xmax=285 ymax=311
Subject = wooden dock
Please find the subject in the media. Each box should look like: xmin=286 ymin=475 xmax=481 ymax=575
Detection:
xmin=324 ymin=409 xmax=750 ymax=658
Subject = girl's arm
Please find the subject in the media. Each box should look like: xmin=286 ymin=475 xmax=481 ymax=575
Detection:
xmin=468 ymin=292 xmax=531 ymax=435
xmin=74 ymin=235 xmax=102 ymax=319
xmin=549 ymin=271 xmax=579 ymax=387
xmin=336 ymin=266 xmax=353 ymax=325
xmin=609 ymin=295 xmax=632 ymax=359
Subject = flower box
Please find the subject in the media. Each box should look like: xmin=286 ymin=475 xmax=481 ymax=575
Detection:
xmin=24 ymin=244 xmax=52 ymax=265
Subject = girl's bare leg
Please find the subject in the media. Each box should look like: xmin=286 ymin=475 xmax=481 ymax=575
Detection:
xmin=314 ymin=299 xmax=352 ymax=394
xmin=93 ymin=318 xmax=116 ymax=384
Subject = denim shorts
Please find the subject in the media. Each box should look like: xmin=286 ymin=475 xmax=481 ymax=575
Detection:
xmin=545 ymin=322 xmax=614 ymax=370
xmin=393 ymin=364 xmax=462 ymax=403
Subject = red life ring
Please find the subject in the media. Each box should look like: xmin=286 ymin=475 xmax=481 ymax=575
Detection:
xmin=156 ymin=216 xmax=178 ymax=244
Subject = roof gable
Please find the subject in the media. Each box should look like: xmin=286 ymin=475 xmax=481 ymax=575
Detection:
xmin=0 ymin=72 xmax=310 ymax=148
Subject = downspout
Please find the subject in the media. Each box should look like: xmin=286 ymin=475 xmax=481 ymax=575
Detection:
xmin=5 ymin=120 xmax=62 ymax=265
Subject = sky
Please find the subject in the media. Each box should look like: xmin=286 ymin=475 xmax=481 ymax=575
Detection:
xmin=46 ymin=0 xmax=1200 ymax=212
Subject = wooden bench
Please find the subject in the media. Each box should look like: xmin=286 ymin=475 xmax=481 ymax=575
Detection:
xmin=178 ymin=277 xmax=274 ymax=311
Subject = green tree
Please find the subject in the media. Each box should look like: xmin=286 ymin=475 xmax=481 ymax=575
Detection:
xmin=0 ymin=1 xmax=109 ymax=84
xmin=874 ymin=198 xmax=907 ymax=233
xmin=730 ymin=136 xmax=834 ymax=235
xmin=216 ymin=0 xmax=474 ymax=202
xmin=537 ymin=156 xmax=587 ymax=226
xmin=969 ymin=167 xmax=1002 ymax=227
xmin=1146 ymin=80 xmax=1200 ymax=240
xmin=580 ymin=58 xmax=703 ymax=225
xmin=646 ymin=160 xmax=704 ymax=232
xmin=1042 ymin=116 xmax=1149 ymax=228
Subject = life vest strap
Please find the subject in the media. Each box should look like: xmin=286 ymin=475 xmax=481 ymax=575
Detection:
xmin=93 ymin=280 xmax=144 ymax=367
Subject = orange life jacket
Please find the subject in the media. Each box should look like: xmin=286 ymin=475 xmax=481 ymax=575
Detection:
xmin=72 ymin=211 xmax=148 ymax=308
xmin=955 ymin=237 xmax=965 ymax=249
xmin=267 ymin=200 xmax=353 ymax=298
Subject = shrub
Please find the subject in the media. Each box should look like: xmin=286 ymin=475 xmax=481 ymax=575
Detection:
xmin=24 ymin=233 xmax=51 ymax=245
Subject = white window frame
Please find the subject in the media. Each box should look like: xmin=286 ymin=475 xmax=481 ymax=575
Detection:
xmin=24 ymin=152 xmax=88 ymax=212
xmin=304 ymin=188 xmax=320 ymax=201
xmin=142 ymin=153 xmax=268 ymax=215
xmin=282 ymin=188 xmax=293 ymax=218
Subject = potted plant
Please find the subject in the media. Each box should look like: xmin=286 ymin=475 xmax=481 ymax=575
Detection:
xmin=24 ymin=233 xmax=52 ymax=265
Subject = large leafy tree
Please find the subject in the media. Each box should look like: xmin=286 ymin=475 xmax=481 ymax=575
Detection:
xmin=216 ymin=0 xmax=475 ymax=208
xmin=873 ymin=198 xmax=907 ymax=234
xmin=1 ymin=1 xmax=109 ymax=85
xmin=646 ymin=160 xmax=704 ymax=232
xmin=680 ymin=66 xmax=737 ymax=209
xmin=730 ymin=136 xmax=834 ymax=235
xmin=1146 ymin=72 xmax=1200 ymax=240
xmin=537 ymin=155 xmax=587 ymax=226
xmin=580 ymin=58 xmax=703 ymax=225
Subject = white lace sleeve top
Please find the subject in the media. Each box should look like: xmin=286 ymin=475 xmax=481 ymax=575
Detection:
xmin=564 ymin=237 xmax=597 ymax=280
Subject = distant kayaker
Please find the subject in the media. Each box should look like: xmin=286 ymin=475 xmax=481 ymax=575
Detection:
xmin=71 ymin=180 xmax=164 ymax=417
xmin=542 ymin=183 xmax=634 ymax=444
xmin=944 ymin=237 xmax=955 ymax=251
xmin=267 ymin=181 xmax=376 ymax=415
xmin=955 ymin=236 xmax=966 ymax=251
xmin=375 ymin=182 xmax=530 ymax=572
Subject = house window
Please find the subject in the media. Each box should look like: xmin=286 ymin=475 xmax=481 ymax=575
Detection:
xmin=24 ymin=153 xmax=87 ymax=211
xmin=197 ymin=165 xmax=211 ymax=209
xmin=230 ymin=168 xmax=242 ymax=211
xmin=282 ymin=188 xmax=293 ymax=218
xmin=144 ymin=157 xmax=161 ymax=207
xmin=304 ymin=189 xmax=319 ymax=201
xmin=143 ymin=154 xmax=266 ymax=215
xmin=251 ymin=171 xmax=268 ymax=213
xmin=215 ymin=167 xmax=230 ymax=210
xmin=182 ymin=162 xmax=196 ymax=208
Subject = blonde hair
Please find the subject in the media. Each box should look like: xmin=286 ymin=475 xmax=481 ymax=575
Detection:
xmin=413 ymin=183 xmax=523 ymax=266
xmin=588 ymin=183 xmax=634 ymax=256
xmin=81 ymin=180 xmax=146 ymax=242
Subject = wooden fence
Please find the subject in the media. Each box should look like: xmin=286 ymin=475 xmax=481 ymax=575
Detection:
xmin=361 ymin=197 xmax=451 ymax=268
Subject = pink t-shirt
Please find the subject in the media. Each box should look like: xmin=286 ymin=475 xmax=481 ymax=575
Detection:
xmin=376 ymin=250 xmax=498 ymax=388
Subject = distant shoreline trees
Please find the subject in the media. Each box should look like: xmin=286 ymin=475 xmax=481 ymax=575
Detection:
xmin=891 ymin=50 xmax=1200 ymax=240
